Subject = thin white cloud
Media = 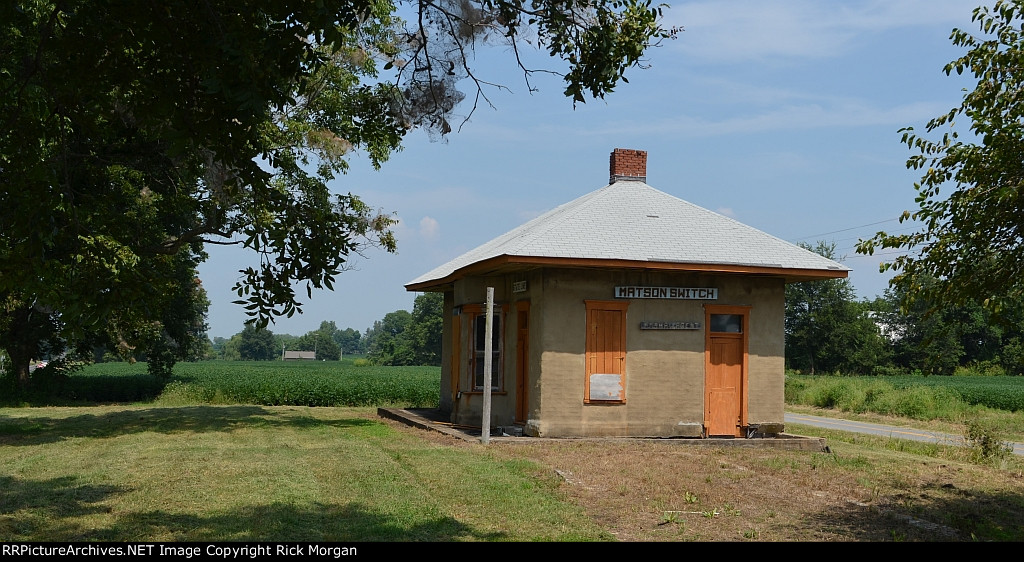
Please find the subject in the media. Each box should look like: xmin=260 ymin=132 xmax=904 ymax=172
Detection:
xmin=529 ymin=99 xmax=950 ymax=139
xmin=419 ymin=216 xmax=440 ymax=240
xmin=666 ymin=0 xmax=979 ymax=63
xmin=685 ymin=100 xmax=947 ymax=135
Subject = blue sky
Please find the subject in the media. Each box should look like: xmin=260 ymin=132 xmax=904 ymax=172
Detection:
xmin=199 ymin=0 xmax=982 ymax=339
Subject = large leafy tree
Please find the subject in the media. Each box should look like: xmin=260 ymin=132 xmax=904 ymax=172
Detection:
xmin=238 ymin=325 xmax=278 ymax=361
xmin=294 ymin=321 xmax=343 ymax=360
xmin=1 ymin=1 xmax=673 ymax=383
xmin=858 ymin=1 xmax=1024 ymax=315
xmin=365 ymin=293 xmax=442 ymax=365
xmin=879 ymin=277 xmax=1024 ymax=375
xmin=785 ymin=242 xmax=890 ymax=375
xmin=399 ymin=292 xmax=444 ymax=366
xmin=366 ymin=310 xmax=414 ymax=365
xmin=335 ymin=327 xmax=366 ymax=355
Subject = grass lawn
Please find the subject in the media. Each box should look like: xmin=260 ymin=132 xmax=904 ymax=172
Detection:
xmin=0 ymin=405 xmax=610 ymax=542
xmin=3 ymin=401 xmax=1024 ymax=542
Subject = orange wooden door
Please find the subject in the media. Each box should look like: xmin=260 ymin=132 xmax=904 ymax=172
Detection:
xmin=515 ymin=305 xmax=529 ymax=423
xmin=705 ymin=334 xmax=743 ymax=436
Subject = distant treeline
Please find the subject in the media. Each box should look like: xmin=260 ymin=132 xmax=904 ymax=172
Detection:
xmin=787 ymin=242 xmax=1024 ymax=376
xmin=206 ymin=293 xmax=442 ymax=366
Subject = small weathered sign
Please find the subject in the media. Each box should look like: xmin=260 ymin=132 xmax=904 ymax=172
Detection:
xmin=589 ymin=374 xmax=624 ymax=401
xmin=639 ymin=321 xmax=702 ymax=330
xmin=614 ymin=286 xmax=718 ymax=300
xmin=512 ymin=280 xmax=528 ymax=293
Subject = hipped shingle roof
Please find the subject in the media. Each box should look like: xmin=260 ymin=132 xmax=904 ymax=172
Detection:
xmin=406 ymin=180 xmax=848 ymax=291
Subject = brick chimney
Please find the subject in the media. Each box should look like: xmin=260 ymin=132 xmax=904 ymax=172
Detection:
xmin=609 ymin=148 xmax=647 ymax=184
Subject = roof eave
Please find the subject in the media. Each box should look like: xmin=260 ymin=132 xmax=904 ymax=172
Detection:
xmin=405 ymin=255 xmax=848 ymax=292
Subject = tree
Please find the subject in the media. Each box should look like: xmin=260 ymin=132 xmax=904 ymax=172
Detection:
xmin=858 ymin=1 xmax=1024 ymax=316
xmin=335 ymin=327 xmax=366 ymax=355
xmin=1 ymin=252 xmax=211 ymax=384
xmin=880 ymin=283 xmax=964 ymax=376
xmin=238 ymin=325 xmax=278 ymax=361
xmin=366 ymin=310 xmax=414 ymax=365
xmin=130 ymin=270 xmax=214 ymax=377
xmin=365 ymin=293 xmax=443 ymax=365
xmin=785 ymin=242 xmax=890 ymax=375
xmin=1 ymin=1 xmax=673 ymax=381
xmin=294 ymin=321 xmax=342 ymax=360
xmin=879 ymin=276 xmax=1024 ymax=375
xmin=214 ymin=335 xmax=243 ymax=361
xmin=0 ymin=293 xmax=68 ymax=386
xmin=401 ymin=292 xmax=444 ymax=366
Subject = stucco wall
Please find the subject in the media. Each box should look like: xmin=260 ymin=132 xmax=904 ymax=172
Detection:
xmin=529 ymin=269 xmax=785 ymax=437
xmin=444 ymin=267 xmax=786 ymax=437
xmin=746 ymin=278 xmax=786 ymax=426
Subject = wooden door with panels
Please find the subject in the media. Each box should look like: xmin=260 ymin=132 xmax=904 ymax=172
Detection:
xmin=704 ymin=305 xmax=750 ymax=437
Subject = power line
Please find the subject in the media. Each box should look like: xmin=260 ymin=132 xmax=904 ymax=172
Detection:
xmin=792 ymin=217 xmax=903 ymax=242
xmin=827 ymin=225 xmax=919 ymax=245
xmin=840 ymin=249 xmax=920 ymax=260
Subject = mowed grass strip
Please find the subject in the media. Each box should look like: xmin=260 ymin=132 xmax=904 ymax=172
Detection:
xmin=0 ymin=405 xmax=610 ymax=542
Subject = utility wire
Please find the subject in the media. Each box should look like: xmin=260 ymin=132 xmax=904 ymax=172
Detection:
xmin=840 ymin=249 xmax=921 ymax=259
xmin=827 ymin=225 xmax=919 ymax=246
xmin=792 ymin=217 xmax=903 ymax=242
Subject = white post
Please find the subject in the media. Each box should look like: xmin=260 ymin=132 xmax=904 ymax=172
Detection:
xmin=481 ymin=287 xmax=494 ymax=445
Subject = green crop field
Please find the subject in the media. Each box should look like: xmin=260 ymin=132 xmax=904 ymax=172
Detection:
xmin=13 ymin=360 xmax=441 ymax=408
xmin=881 ymin=375 xmax=1024 ymax=412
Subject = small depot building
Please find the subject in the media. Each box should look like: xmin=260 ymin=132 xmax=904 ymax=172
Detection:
xmin=406 ymin=149 xmax=848 ymax=438
xmin=283 ymin=351 xmax=317 ymax=361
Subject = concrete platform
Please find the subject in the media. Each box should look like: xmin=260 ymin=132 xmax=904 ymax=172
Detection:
xmin=378 ymin=408 xmax=830 ymax=451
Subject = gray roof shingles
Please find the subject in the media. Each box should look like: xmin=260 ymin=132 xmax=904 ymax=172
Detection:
xmin=407 ymin=180 xmax=849 ymax=288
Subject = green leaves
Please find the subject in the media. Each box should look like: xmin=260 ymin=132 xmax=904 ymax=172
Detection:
xmin=365 ymin=293 xmax=442 ymax=366
xmin=2 ymin=1 xmax=406 ymax=337
xmin=521 ymin=0 xmax=672 ymax=102
xmin=2 ymin=0 xmax=666 ymax=373
xmin=786 ymin=242 xmax=891 ymax=375
xmin=857 ymin=0 xmax=1024 ymax=318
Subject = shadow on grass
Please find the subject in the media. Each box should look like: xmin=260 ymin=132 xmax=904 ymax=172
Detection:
xmin=0 ymin=406 xmax=382 ymax=447
xmin=8 ymin=497 xmax=505 ymax=542
xmin=794 ymin=487 xmax=1024 ymax=541
xmin=0 ymin=474 xmax=130 ymax=541
xmin=0 ymin=473 xmax=503 ymax=541
xmin=101 ymin=502 xmax=506 ymax=542
xmin=0 ymin=475 xmax=128 ymax=517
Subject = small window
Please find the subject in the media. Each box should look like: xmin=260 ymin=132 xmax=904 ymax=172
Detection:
xmin=473 ymin=311 xmax=502 ymax=390
xmin=461 ymin=303 xmax=504 ymax=391
xmin=710 ymin=314 xmax=743 ymax=333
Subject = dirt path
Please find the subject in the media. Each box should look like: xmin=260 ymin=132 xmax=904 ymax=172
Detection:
xmin=384 ymin=413 xmax=1024 ymax=541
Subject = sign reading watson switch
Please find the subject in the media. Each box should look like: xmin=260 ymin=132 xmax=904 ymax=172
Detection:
xmin=614 ymin=286 xmax=718 ymax=300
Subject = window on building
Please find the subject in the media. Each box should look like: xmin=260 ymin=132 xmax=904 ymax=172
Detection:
xmin=584 ymin=300 xmax=628 ymax=403
xmin=462 ymin=304 xmax=504 ymax=391
xmin=710 ymin=314 xmax=743 ymax=333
